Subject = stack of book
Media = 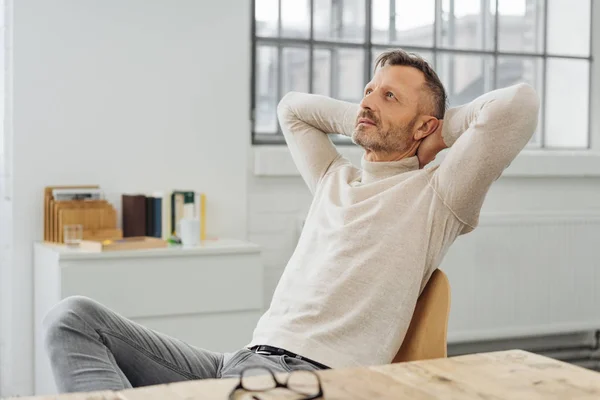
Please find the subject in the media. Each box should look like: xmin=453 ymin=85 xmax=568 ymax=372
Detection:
xmin=121 ymin=191 xmax=206 ymax=241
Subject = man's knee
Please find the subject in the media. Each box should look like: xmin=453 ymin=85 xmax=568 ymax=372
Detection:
xmin=42 ymin=295 xmax=103 ymax=350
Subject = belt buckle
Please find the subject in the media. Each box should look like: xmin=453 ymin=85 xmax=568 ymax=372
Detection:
xmin=255 ymin=345 xmax=272 ymax=356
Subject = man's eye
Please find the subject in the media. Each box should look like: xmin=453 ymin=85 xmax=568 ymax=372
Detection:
xmin=365 ymin=89 xmax=373 ymax=95
xmin=386 ymin=92 xmax=395 ymax=98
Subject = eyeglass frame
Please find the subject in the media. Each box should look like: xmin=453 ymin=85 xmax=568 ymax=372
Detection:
xmin=227 ymin=366 xmax=324 ymax=400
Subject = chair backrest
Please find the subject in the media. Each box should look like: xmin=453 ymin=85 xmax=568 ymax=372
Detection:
xmin=392 ymin=269 xmax=451 ymax=363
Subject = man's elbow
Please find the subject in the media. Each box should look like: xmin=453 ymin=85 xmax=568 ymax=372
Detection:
xmin=512 ymin=82 xmax=541 ymax=117
xmin=277 ymin=91 xmax=305 ymax=122
xmin=513 ymin=83 xmax=541 ymax=136
xmin=496 ymin=83 xmax=541 ymax=136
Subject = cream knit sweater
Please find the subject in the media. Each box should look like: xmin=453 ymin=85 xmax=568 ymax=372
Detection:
xmin=248 ymin=83 xmax=540 ymax=369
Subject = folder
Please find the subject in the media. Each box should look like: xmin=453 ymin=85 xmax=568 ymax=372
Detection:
xmin=43 ymin=185 xmax=121 ymax=243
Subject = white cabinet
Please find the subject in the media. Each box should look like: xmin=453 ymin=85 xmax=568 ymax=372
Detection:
xmin=33 ymin=239 xmax=263 ymax=395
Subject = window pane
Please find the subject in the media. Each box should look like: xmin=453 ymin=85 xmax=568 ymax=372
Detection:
xmin=372 ymin=0 xmax=435 ymax=47
xmin=314 ymin=0 xmax=366 ymax=42
xmin=255 ymin=0 xmax=278 ymax=37
xmin=498 ymin=0 xmax=545 ymax=53
xmin=439 ymin=0 xmax=496 ymax=50
xmin=342 ymin=0 xmax=366 ymax=42
xmin=438 ymin=53 xmax=494 ymax=106
xmin=334 ymin=48 xmax=364 ymax=103
xmin=371 ymin=0 xmax=390 ymax=43
xmin=545 ymin=59 xmax=589 ymax=148
xmin=547 ymin=0 xmax=590 ymax=57
xmin=313 ymin=48 xmax=332 ymax=96
xmin=282 ymin=47 xmax=310 ymax=95
xmin=255 ymin=45 xmax=279 ymax=134
xmin=497 ymin=56 xmax=543 ymax=146
xmin=371 ymin=48 xmax=434 ymax=77
xmin=281 ymin=0 xmax=310 ymax=38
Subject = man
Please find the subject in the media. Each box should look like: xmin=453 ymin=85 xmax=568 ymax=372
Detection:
xmin=43 ymin=49 xmax=539 ymax=392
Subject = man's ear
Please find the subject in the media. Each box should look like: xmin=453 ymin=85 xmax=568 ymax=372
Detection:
xmin=413 ymin=117 xmax=439 ymax=141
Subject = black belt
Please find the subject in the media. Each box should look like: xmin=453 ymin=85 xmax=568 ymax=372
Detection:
xmin=249 ymin=345 xmax=331 ymax=370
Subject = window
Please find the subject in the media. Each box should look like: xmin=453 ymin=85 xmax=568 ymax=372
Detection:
xmin=252 ymin=0 xmax=592 ymax=149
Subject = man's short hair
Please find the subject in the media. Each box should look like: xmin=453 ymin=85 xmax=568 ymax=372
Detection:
xmin=374 ymin=49 xmax=447 ymax=119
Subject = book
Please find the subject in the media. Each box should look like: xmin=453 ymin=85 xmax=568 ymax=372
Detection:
xmin=183 ymin=192 xmax=195 ymax=219
xmin=151 ymin=195 xmax=162 ymax=238
xmin=171 ymin=190 xmax=194 ymax=236
xmin=160 ymin=192 xmax=171 ymax=239
xmin=171 ymin=192 xmax=184 ymax=236
xmin=52 ymin=188 xmax=104 ymax=201
xmin=122 ymin=194 xmax=147 ymax=237
xmin=79 ymin=236 xmax=167 ymax=252
xmin=145 ymin=196 xmax=155 ymax=237
xmin=195 ymin=192 xmax=207 ymax=241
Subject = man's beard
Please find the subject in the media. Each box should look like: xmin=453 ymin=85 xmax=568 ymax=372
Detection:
xmin=352 ymin=110 xmax=418 ymax=153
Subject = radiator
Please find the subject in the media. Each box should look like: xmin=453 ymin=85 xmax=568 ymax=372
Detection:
xmin=441 ymin=212 xmax=600 ymax=370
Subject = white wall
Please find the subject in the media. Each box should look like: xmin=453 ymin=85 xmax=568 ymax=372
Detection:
xmin=2 ymin=0 xmax=249 ymax=395
xmin=0 ymin=0 xmax=12 ymax=394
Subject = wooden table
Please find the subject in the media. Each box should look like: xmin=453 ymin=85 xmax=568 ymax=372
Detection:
xmin=9 ymin=350 xmax=600 ymax=400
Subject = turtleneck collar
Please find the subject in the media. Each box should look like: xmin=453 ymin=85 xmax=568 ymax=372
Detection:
xmin=360 ymin=154 xmax=420 ymax=184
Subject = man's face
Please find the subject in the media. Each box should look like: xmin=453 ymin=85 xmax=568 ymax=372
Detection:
xmin=353 ymin=65 xmax=427 ymax=153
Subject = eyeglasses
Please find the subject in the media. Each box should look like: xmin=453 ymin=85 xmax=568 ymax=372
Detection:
xmin=228 ymin=366 xmax=324 ymax=400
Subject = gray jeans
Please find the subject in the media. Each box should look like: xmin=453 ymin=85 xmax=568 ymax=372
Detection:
xmin=43 ymin=296 xmax=321 ymax=393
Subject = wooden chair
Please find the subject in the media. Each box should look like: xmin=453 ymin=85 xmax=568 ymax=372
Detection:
xmin=392 ymin=269 xmax=451 ymax=363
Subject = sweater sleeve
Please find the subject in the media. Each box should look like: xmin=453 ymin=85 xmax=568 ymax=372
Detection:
xmin=277 ymin=92 xmax=360 ymax=194
xmin=429 ymin=83 xmax=540 ymax=232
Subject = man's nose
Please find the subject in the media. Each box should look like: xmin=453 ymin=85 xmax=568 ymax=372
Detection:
xmin=359 ymin=92 xmax=374 ymax=110
xmin=360 ymin=96 xmax=371 ymax=110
